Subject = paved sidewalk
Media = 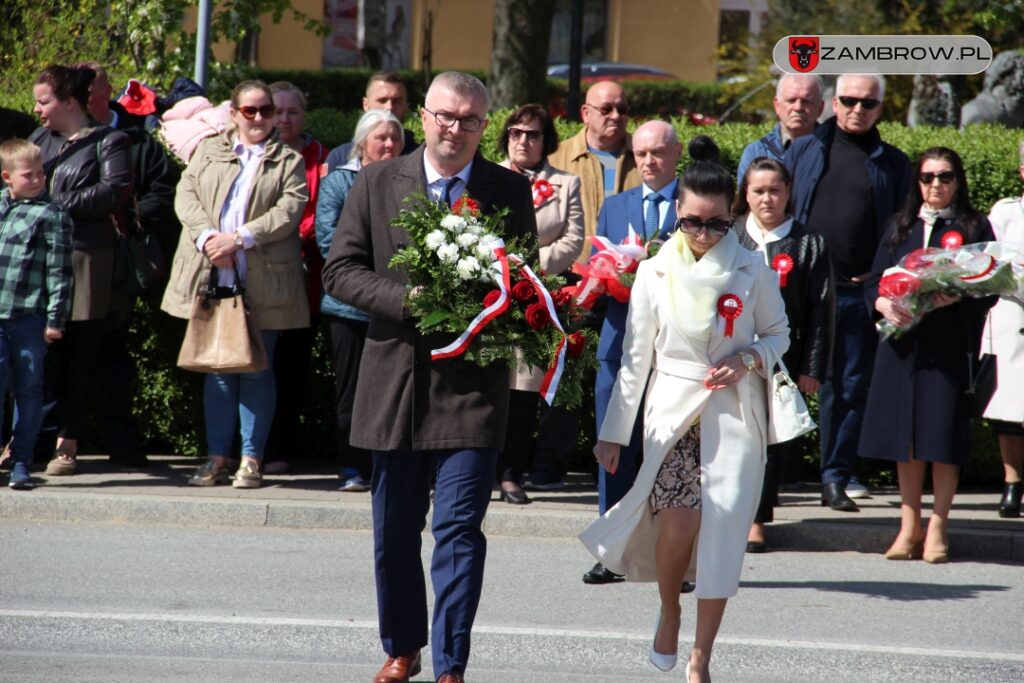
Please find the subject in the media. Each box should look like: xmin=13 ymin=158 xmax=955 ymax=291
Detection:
xmin=1 ymin=455 xmax=1022 ymax=562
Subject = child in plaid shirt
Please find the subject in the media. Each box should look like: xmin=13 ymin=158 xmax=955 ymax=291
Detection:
xmin=0 ymin=138 xmax=72 ymax=489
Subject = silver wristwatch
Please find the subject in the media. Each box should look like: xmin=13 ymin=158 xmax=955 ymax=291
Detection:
xmin=738 ymin=351 xmax=757 ymax=372
xmin=233 ymin=231 xmax=244 ymax=248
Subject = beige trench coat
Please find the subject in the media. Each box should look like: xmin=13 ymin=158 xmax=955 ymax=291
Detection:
xmin=982 ymin=196 xmax=1024 ymax=423
xmin=160 ymin=132 xmax=310 ymax=330
xmin=578 ymin=232 xmax=790 ymax=598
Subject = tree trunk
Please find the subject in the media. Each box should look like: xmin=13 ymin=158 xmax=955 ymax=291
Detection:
xmin=488 ymin=0 xmax=555 ymax=110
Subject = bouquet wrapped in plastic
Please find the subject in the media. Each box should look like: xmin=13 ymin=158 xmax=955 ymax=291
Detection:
xmin=876 ymin=242 xmax=1024 ymax=340
xmin=389 ymin=194 xmax=598 ymax=408
xmin=570 ymin=226 xmax=664 ymax=309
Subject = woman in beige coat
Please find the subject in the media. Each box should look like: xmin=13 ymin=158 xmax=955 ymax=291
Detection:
xmin=584 ymin=155 xmax=789 ymax=682
xmin=161 ymin=80 xmax=309 ymax=489
xmin=496 ymin=104 xmax=585 ymax=504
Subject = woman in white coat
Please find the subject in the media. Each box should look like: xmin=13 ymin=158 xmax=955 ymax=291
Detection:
xmin=584 ymin=155 xmax=789 ymax=683
xmin=983 ymin=146 xmax=1024 ymax=517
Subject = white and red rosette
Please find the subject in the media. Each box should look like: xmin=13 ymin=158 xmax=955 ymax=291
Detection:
xmin=532 ymin=178 xmax=555 ymax=207
xmin=771 ymin=252 xmax=795 ymax=287
xmin=717 ymin=293 xmax=743 ymax=337
xmin=940 ymin=230 xmax=964 ymax=249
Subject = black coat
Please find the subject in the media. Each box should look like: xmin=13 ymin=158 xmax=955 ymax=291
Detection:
xmin=30 ymin=124 xmax=132 ymax=249
xmin=859 ymin=214 xmax=996 ymax=464
xmin=735 ymin=218 xmax=834 ymax=381
xmin=322 ymin=147 xmax=538 ymax=451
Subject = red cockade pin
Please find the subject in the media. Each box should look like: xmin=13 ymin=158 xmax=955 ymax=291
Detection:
xmin=771 ymin=253 xmax=795 ymax=287
xmin=940 ymin=231 xmax=964 ymax=249
xmin=532 ymin=178 xmax=554 ymax=207
xmin=717 ymin=293 xmax=743 ymax=337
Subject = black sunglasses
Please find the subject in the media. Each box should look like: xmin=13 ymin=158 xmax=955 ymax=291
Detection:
xmin=236 ymin=104 xmax=276 ymax=120
xmin=919 ymin=171 xmax=956 ymax=185
xmin=837 ymin=96 xmax=880 ymax=110
xmin=586 ymin=103 xmax=630 ymax=117
xmin=676 ymin=216 xmax=733 ymax=236
xmin=508 ymin=127 xmax=542 ymax=142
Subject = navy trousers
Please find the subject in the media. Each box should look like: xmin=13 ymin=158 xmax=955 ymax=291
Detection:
xmin=818 ymin=286 xmax=877 ymax=486
xmin=371 ymin=447 xmax=497 ymax=677
xmin=594 ymin=359 xmax=643 ymax=514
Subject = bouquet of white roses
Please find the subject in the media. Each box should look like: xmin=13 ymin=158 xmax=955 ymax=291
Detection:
xmin=389 ymin=194 xmax=598 ymax=408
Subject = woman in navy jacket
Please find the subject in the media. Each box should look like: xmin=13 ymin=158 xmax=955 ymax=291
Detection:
xmin=860 ymin=147 xmax=996 ymax=563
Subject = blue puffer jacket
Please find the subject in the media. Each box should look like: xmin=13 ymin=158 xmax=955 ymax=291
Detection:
xmin=784 ymin=117 xmax=912 ymax=232
xmin=315 ymin=165 xmax=369 ymax=321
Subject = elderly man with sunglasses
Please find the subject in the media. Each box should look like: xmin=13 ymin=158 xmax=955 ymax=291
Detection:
xmin=785 ymin=74 xmax=912 ymax=512
xmin=549 ymin=81 xmax=642 ymax=260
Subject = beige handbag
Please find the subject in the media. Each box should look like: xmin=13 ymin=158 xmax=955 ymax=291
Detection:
xmin=176 ymin=268 xmax=267 ymax=373
xmin=767 ymin=358 xmax=816 ymax=444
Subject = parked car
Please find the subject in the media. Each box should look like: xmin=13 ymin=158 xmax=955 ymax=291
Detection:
xmin=546 ymin=62 xmax=678 ymax=82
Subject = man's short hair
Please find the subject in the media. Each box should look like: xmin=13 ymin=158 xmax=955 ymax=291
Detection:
xmin=427 ymin=71 xmax=489 ymax=112
xmin=0 ymin=138 xmax=42 ymax=171
xmin=836 ymin=73 xmax=886 ymax=101
xmin=269 ymin=81 xmax=307 ymax=110
xmin=776 ymin=73 xmax=824 ymax=100
xmin=366 ymin=71 xmax=407 ymax=95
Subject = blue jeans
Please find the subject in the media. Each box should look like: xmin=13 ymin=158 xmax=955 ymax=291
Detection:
xmin=819 ymin=287 xmax=877 ymax=486
xmin=203 ymin=329 xmax=279 ymax=459
xmin=0 ymin=316 xmax=47 ymax=465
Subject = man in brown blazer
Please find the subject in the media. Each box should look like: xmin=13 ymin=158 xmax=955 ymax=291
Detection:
xmin=322 ymin=72 xmax=537 ymax=683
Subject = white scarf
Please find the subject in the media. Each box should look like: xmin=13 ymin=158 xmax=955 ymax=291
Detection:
xmin=661 ymin=229 xmax=740 ymax=343
xmin=918 ymin=204 xmax=955 ymax=247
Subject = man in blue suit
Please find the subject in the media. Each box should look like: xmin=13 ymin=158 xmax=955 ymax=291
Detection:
xmin=584 ymin=120 xmax=682 ymax=584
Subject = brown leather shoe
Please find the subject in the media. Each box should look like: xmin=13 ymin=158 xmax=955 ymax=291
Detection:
xmin=436 ymin=673 xmax=465 ymax=683
xmin=373 ymin=651 xmax=421 ymax=683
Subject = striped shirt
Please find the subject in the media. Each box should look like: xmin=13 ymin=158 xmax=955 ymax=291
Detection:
xmin=0 ymin=188 xmax=73 ymax=328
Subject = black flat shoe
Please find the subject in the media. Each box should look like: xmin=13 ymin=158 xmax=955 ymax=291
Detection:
xmin=821 ymin=482 xmax=859 ymax=512
xmin=582 ymin=562 xmax=624 ymax=584
xmin=499 ymin=485 xmax=530 ymax=505
xmin=745 ymin=541 xmax=766 ymax=553
xmin=998 ymin=481 xmax=1022 ymax=518
xmin=680 ymin=581 xmax=695 ymax=594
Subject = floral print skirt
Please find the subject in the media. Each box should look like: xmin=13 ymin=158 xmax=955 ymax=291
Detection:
xmin=650 ymin=422 xmax=701 ymax=512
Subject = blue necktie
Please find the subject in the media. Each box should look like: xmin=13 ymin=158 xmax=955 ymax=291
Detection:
xmin=645 ymin=194 xmax=663 ymax=238
xmin=441 ymin=177 xmax=460 ymax=207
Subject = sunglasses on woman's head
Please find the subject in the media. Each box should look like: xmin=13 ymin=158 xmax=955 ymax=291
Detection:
xmin=918 ymin=171 xmax=956 ymax=185
xmin=837 ymin=95 xmax=880 ymax=110
xmin=676 ymin=216 xmax=733 ymax=236
xmin=236 ymin=104 xmax=277 ymax=120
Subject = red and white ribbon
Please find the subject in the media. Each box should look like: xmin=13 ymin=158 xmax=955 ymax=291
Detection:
xmin=940 ymin=230 xmax=964 ymax=249
xmin=717 ymin=293 xmax=743 ymax=338
xmin=772 ymin=252 xmax=794 ymax=287
xmin=532 ymin=178 xmax=555 ymax=207
xmin=512 ymin=258 xmax=568 ymax=406
xmin=431 ymin=240 xmax=511 ymax=360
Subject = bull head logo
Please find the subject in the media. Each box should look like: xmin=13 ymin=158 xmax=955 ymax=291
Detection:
xmin=789 ymin=37 xmax=820 ymax=72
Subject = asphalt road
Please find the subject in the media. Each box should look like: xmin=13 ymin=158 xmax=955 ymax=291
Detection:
xmin=1 ymin=520 xmax=1022 ymax=682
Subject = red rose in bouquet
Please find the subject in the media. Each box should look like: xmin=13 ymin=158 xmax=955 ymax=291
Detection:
xmin=511 ymin=279 xmax=537 ymax=303
xmin=482 ymin=289 xmax=502 ymax=308
xmin=525 ymin=302 xmax=551 ymax=330
xmin=566 ymin=331 xmax=586 ymax=358
xmin=452 ymin=196 xmax=480 ymax=216
xmin=878 ymin=271 xmax=921 ymax=299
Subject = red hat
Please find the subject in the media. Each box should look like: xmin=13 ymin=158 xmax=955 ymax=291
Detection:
xmin=117 ymin=79 xmax=158 ymax=116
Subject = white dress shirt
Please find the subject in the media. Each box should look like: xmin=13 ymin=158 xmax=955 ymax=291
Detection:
xmin=744 ymin=214 xmax=794 ymax=265
xmin=641 ymin=179 xmax=678 ymax=237
xmin=424 ymin=154 xmax=474 ymax=205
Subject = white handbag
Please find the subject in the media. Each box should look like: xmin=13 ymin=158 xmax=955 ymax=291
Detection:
xmin=767 ymin=359 xmax=816 ymax=444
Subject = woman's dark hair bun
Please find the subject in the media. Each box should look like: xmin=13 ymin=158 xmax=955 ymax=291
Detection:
xmin=687 ymin=135 xmax=721 ymax=165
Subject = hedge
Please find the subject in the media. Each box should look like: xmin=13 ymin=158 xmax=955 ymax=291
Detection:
xmin=109 ymin=118 xmax=1024 ymax=484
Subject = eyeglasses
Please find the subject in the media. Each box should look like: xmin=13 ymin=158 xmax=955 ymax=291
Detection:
xmin=422 ymin=106 xmax=484 ymax=132
xmin=585 ymin=103 xmax=629 ymax=117
xmin=837 ymin=96 xmax=880 ymax=110
xmin=676 ymin=216 xmax=734 ymax=236
xmin=236 ymin=104 xmax=276 ymax=120
xmin=508 ymin=127 xmax=542 ymax=142
xmin=918 ymin=171 xmax=956 ymax=185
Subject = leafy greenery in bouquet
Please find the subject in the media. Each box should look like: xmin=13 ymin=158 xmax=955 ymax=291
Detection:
xmin=876 ymin=243 xmax=1020 ymax=340
xmin=388 ymin=194 xmax=598 ymax=408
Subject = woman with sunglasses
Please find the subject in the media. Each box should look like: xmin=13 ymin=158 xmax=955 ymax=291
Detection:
xmin=493 ymin=103 xmax=585 ymax=505
xmin=860 ymin=147 xmax=996 ymax=563
xmin=582 ymin=142 xmax=790 ymax=682
xmin=162 ymin=80 xmax=309 ymax=489
xmin=733 ymin=156 xmax=834 ymax=553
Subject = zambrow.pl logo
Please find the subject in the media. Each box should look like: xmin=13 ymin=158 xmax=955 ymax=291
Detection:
xmin=789 ymin=37 xmax=819 ymax=73
xmin=773 ymin=35 xmax=993 ymax=75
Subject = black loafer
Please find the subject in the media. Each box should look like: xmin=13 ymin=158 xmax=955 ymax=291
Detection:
xmin=499 ymin=485 xmax=530 ymax=505
xmin=680 ymin=581 xmax=695 ymax=593
xmin=821 ymin=482 xmax=859 ymax=512
xmin=998 ymin=481 xmax=1022 ymax=518
xmin=745 ymin=541 xmax=766 ymax=553
xmin=582 ymin=562 xmax=624 ymax=584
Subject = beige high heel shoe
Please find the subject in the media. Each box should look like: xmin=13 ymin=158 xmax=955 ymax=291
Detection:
xmin=923 ymin=521 xmax=950 ymax=564
xmin=884 ymin=533 xmax=925 ymax=560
